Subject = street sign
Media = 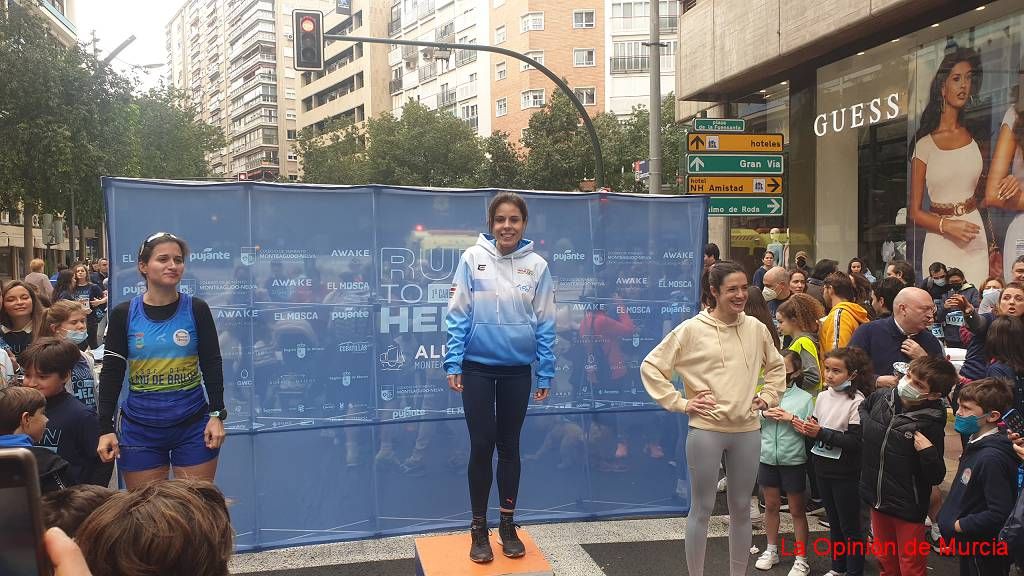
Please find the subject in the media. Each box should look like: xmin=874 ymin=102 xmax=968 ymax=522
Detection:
xmin=708 ymin=196 xmax=784 ymax=217
xmin=692 ymin=118 xmax=745 ymax=132
xmin=687 ymin=176 xmax=783 ymax=195
xmin=686 ymin=154 xmax=784 ymax=175
xmin=687 ymin=133 xmax=783 ymax=153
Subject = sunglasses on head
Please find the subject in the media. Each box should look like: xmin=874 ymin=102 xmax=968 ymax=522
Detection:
xmin=138 ymin=232 xmax=179 ymax=258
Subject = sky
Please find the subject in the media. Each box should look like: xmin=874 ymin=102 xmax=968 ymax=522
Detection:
xmin=74 ymin=0 xmax=183 ymax=88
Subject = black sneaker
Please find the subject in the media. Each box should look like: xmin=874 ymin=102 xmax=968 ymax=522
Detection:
xmin=498 ymin=516 xmax=526 ymax=558
xmin=469 ymin=522 xmax=493 ymax=563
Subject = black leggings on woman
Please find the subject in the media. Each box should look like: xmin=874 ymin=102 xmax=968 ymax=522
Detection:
xmin=462 ymin=360 xmax=532 ymax=517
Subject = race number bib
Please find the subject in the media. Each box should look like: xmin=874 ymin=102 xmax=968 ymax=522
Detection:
xmin=811 ymin=439 xmax=842 ymax=459
xmin=929 ymin=324 xmax=944 ymax=339
xmin=946 ymin=311 xmax=964 ymax=327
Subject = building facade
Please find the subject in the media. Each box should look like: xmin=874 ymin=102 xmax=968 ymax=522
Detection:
xmin=296 ymin=0 xmax=390 ymax=140
xmin=386 ymin=0 xmax=491 ymax=138
xmin=489 ymin=0 xmax=606 ymax=143
xmin=675 ymin=0 xmax=1021 ymax=285
xmin=166 ymin=0 xmax=335 ymax=181
xmin=605 ymin=0 xmax=676 ymax=117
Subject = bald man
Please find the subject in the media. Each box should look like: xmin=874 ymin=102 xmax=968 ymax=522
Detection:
xmin=850 ymin=287 xmax=943 ymax=387
xmin=761 ymin=266 xmax=792 ymax=317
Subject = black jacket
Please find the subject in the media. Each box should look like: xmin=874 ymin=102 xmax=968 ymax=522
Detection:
xmin=859 ymin=388 xmax=946 ymax=522
xmin=937 ymin=432 xmax=1018 ymax=542
xmin=42 ymin=392 xmax=112 ymax=486
xmin=29 ymin=446 xmax=73 ymax=494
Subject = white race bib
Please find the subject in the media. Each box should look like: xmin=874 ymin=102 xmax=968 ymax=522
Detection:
xmin=811 ymin=439 xmax=842 ymax=459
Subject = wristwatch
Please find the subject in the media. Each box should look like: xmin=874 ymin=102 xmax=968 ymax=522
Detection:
xmin=208 ymin=409 xmax=228 ymax=420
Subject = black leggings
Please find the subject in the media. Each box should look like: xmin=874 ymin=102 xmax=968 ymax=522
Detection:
xmin=462 ymin=361 xmax=532 ymax=517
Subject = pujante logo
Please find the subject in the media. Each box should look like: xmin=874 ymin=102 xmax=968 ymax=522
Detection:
xmin=240 ymin=246 xmax=257 ymax=266
xmin=552 ymin=249 xmax=585 ymax=262
xmin=379 ymin=344 xmax=405 ymax=370
xmin=592 ymin=249 xmax=605 ymax=266
xmin=190 ymin=247 xmax=232 ymax=263
xmin=380 ymin=385 xmax=395 ymax=401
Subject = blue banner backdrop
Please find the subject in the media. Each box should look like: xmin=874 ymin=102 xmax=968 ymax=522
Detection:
xmin=103 ymin=178 xmax=709 ymax=551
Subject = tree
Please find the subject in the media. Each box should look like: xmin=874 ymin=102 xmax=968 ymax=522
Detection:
xmin=613 ymin=92 xmax=684 ymax=193
xmin=133 ymin=87 xmax=225 ymax=179
xmin=521 ymin=91 xmax=599 ymax=191
xmin=295 ymin=117 xmax=366 ymax=184
xmin=480 ymin=131 xmax=525 ymax=189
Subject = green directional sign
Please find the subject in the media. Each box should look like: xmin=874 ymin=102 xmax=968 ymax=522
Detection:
xmin=692 ymin=118 xmax=745 ymax=132
xmin=686 ymin=153 xmax=784 ymax=175
xmin=708 ymin=196 xmax=784 ymax=217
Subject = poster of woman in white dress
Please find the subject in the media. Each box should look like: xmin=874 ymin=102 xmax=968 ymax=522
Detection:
xmin=908 ymin=47 xmax=991 ymax=286
xmin=983 ymin=76 xmax=1024 ymax=278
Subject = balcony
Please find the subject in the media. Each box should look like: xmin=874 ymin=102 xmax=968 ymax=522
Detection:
xmin=231 ymin=138 xmax=278 ymax=158
xmin=230 ymin=52 xmax=276 ymax=80
xmin=463 ymin=116 xmax=478 ymax=131
xmin=230 ymin=30 xmax=276 ymax=60
xmin=417 ymin=0 xmax=434 ymax=19
xmin=609 ymin=15 xmax=678 ymax=35
xmin=609 ymin=54 xmax=676 ymax=74
xmin=389 ymin=78 xmax=403 ymax=94
xmin=402 ymin=44 xmax=418 ymax=61
xmin=456 ymin=81 xmax=477 ymax=101
xmin=232 ymin=113 xmax=277 ymax=136
xmin=418 ymin=64 xmax=437 ymax=83
xmin=229 ymin=94 xmax=277 ymax=117
xmin=438 ymin=88 xmax=456 ymax=107
xmin=388 ymin=18 xmax=402 ymax=37
xmin=230 ymin=73 xmax=277 ymax=99
xmin=240 ymin=154 xmax=279 ymax=172
xmin=435 ymin=21 xmax=455 ymax=43
xmin=454 ymin=49 xmax=476 ymax=67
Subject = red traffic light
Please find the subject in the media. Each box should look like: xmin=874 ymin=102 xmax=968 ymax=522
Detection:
xmin=300 ymin=16 xmax=316 ymax=32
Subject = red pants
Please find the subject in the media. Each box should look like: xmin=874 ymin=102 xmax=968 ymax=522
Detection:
xmin=871 ymin=509 xmax=929 ymax=576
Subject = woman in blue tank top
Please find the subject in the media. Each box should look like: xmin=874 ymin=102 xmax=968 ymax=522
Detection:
xmin=96 ymin=233 xmax=226 ymax=488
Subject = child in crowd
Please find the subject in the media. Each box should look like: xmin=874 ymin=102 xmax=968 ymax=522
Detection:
xmin=40 ymin=301 xmax=97 ymax=408
xmin=0 ymin=385 xmax=71 ymax=493
xmin=755 ymin=350 xmax=815 ymax=576
xmin=21 ymin=337 xmax=111 ymax=486
xmin=793 ymin=346 xmax=873 ymax=576
xmin=859 ymin=356 xmax=955 ymax=576
xmin=77 ymin=479 xmax=234 ymax=576
xmin=938 ymin=378 xmax=1018 ymax=576
xmin=42 ymin=484 xmax=116 ymax=538
xmin=776 ymin=294 xmax=825 ymax=393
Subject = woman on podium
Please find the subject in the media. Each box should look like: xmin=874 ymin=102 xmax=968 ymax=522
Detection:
xmin=445 ymin=193 xmax=555 ymax=563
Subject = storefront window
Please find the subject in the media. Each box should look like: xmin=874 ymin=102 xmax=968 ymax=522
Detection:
xmin=815 ymin=0 xmax=1024 ymax=283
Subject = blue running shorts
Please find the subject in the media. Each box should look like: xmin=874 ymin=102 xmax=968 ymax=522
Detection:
xmin=116 ymin=411 xmax=219 ymax=472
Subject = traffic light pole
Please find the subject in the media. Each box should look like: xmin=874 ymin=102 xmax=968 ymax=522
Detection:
xmin=324 ymin=34 xmax=604 ymax=188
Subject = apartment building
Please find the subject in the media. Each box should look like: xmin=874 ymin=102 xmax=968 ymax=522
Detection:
xmin=604 ymin=0 xmax=676 ymax=117
xmin=166 ymin=0 xmax=333 ymax=180
xmin=386 ymin=0 xmax=491 ymax=137
xmin=489 ymin=0 xmax=605 ymax=143
xmin=295 ymin=0 xmax=390 ymax=138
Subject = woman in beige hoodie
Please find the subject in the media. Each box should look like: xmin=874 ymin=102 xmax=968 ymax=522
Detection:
xmin=642 ymin=261 xmax=786 ymax=576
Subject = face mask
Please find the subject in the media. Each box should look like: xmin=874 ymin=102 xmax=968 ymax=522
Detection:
xmin=897 ymin=377 xmax=925 ymax=401
xmin=950 ymin=283 xmax=963 ymax=291
xmin=65 ymin=330 xmax=88 ymax=345
xmin=833 ymin=381 xmax=851 ymax=391
xmin=983 ymin=288 xmax=1000 ymax=300
xmin=954 ymin=414 xmax=981 ymax=436
xmin=762 ymin=287 xmax=778 ymax=302
xmin=932 ymin=278 xmax=946 ymax=287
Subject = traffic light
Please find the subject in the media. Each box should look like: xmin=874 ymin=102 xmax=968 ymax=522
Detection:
xmin=293 ymin=10 xmax=324 ymax=72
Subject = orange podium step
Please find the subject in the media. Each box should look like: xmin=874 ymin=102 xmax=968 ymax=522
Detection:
xmin=414 ymin=529 xmax=553 ymax=576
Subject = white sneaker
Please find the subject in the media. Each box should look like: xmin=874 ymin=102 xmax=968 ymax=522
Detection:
xmin=821 ymin=571 xmax=846 ymax=576
xmin=717 ymin=476 xmax=728 ymax=492
xmin=754 ymin=549 xmax=779 ymax=570
xmin=787 ymin=558 xmax=810 ymax=576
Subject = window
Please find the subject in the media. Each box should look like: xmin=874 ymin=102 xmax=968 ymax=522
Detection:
xmin=287 ymin=129 xmax=297 ymax=139
xmin=496 ymin=61 xmax=507 ymax=80
xmin=521 ymin=89 xmax=545 ymax=109
xmin=462 ymin=104 xmax=478 ymax=118
xmin=573 ymin=87 xmax=596 ymax=105
xmin=521 ymin=50 xmax=543 ymax=71
xmin=573 ymin=9 xmax=595 ymax=28
xmin=286 ymin=109 xmax=297 ymax=120
xmin=520 ymin=12 xmax=543 ymax=33
xmin=285 ymin=88 xmax=296 ymax=99
xmin=287 ymin=152 xmax=298 ymax=161
xmin=494 ymin=25 xmax=506 ymax=45
xmin=496 ymin=97 xmax=508 ymax=117
xmin=573 ymin=48 xmax=596 ymax=67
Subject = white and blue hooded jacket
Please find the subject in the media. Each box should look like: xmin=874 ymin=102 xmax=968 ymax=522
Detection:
xmin=444 ymin=233 xmax=556 ymax=388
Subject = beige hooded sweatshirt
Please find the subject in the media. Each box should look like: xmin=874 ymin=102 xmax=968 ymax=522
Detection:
xmin=641 ymin=310 xmax=786 ymax=433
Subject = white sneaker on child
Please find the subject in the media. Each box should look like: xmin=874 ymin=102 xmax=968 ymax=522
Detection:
xmin=787 ymin=558 xmax=810 ymax=576
xmin=754 ymin=549 xmax=779 ymax=570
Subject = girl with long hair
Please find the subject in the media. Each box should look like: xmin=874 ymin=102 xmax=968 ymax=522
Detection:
xmin=95 ymin=232 xmax=225 ymax=489
xmin=910 ymin=47 xmax=989 ymax=285
xmin=776 ymin=293 xmax=825 ymax=392
xmin=40 ymin=300 xmax=97 ymax=408
xmin=794 ymin=347 xmax=874 ymax=576
xmin=62 ymin=263 xmax=106 ymax=350
xmin=1 ymin=279 xmax=47 ymax=356
xmin=984 ymin=315 xmax=1024 ymax=418
xmin=52 ymin=269 xmax=74 ymax=302
xmin=642 ymin=261 xmax=786 ymax=576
